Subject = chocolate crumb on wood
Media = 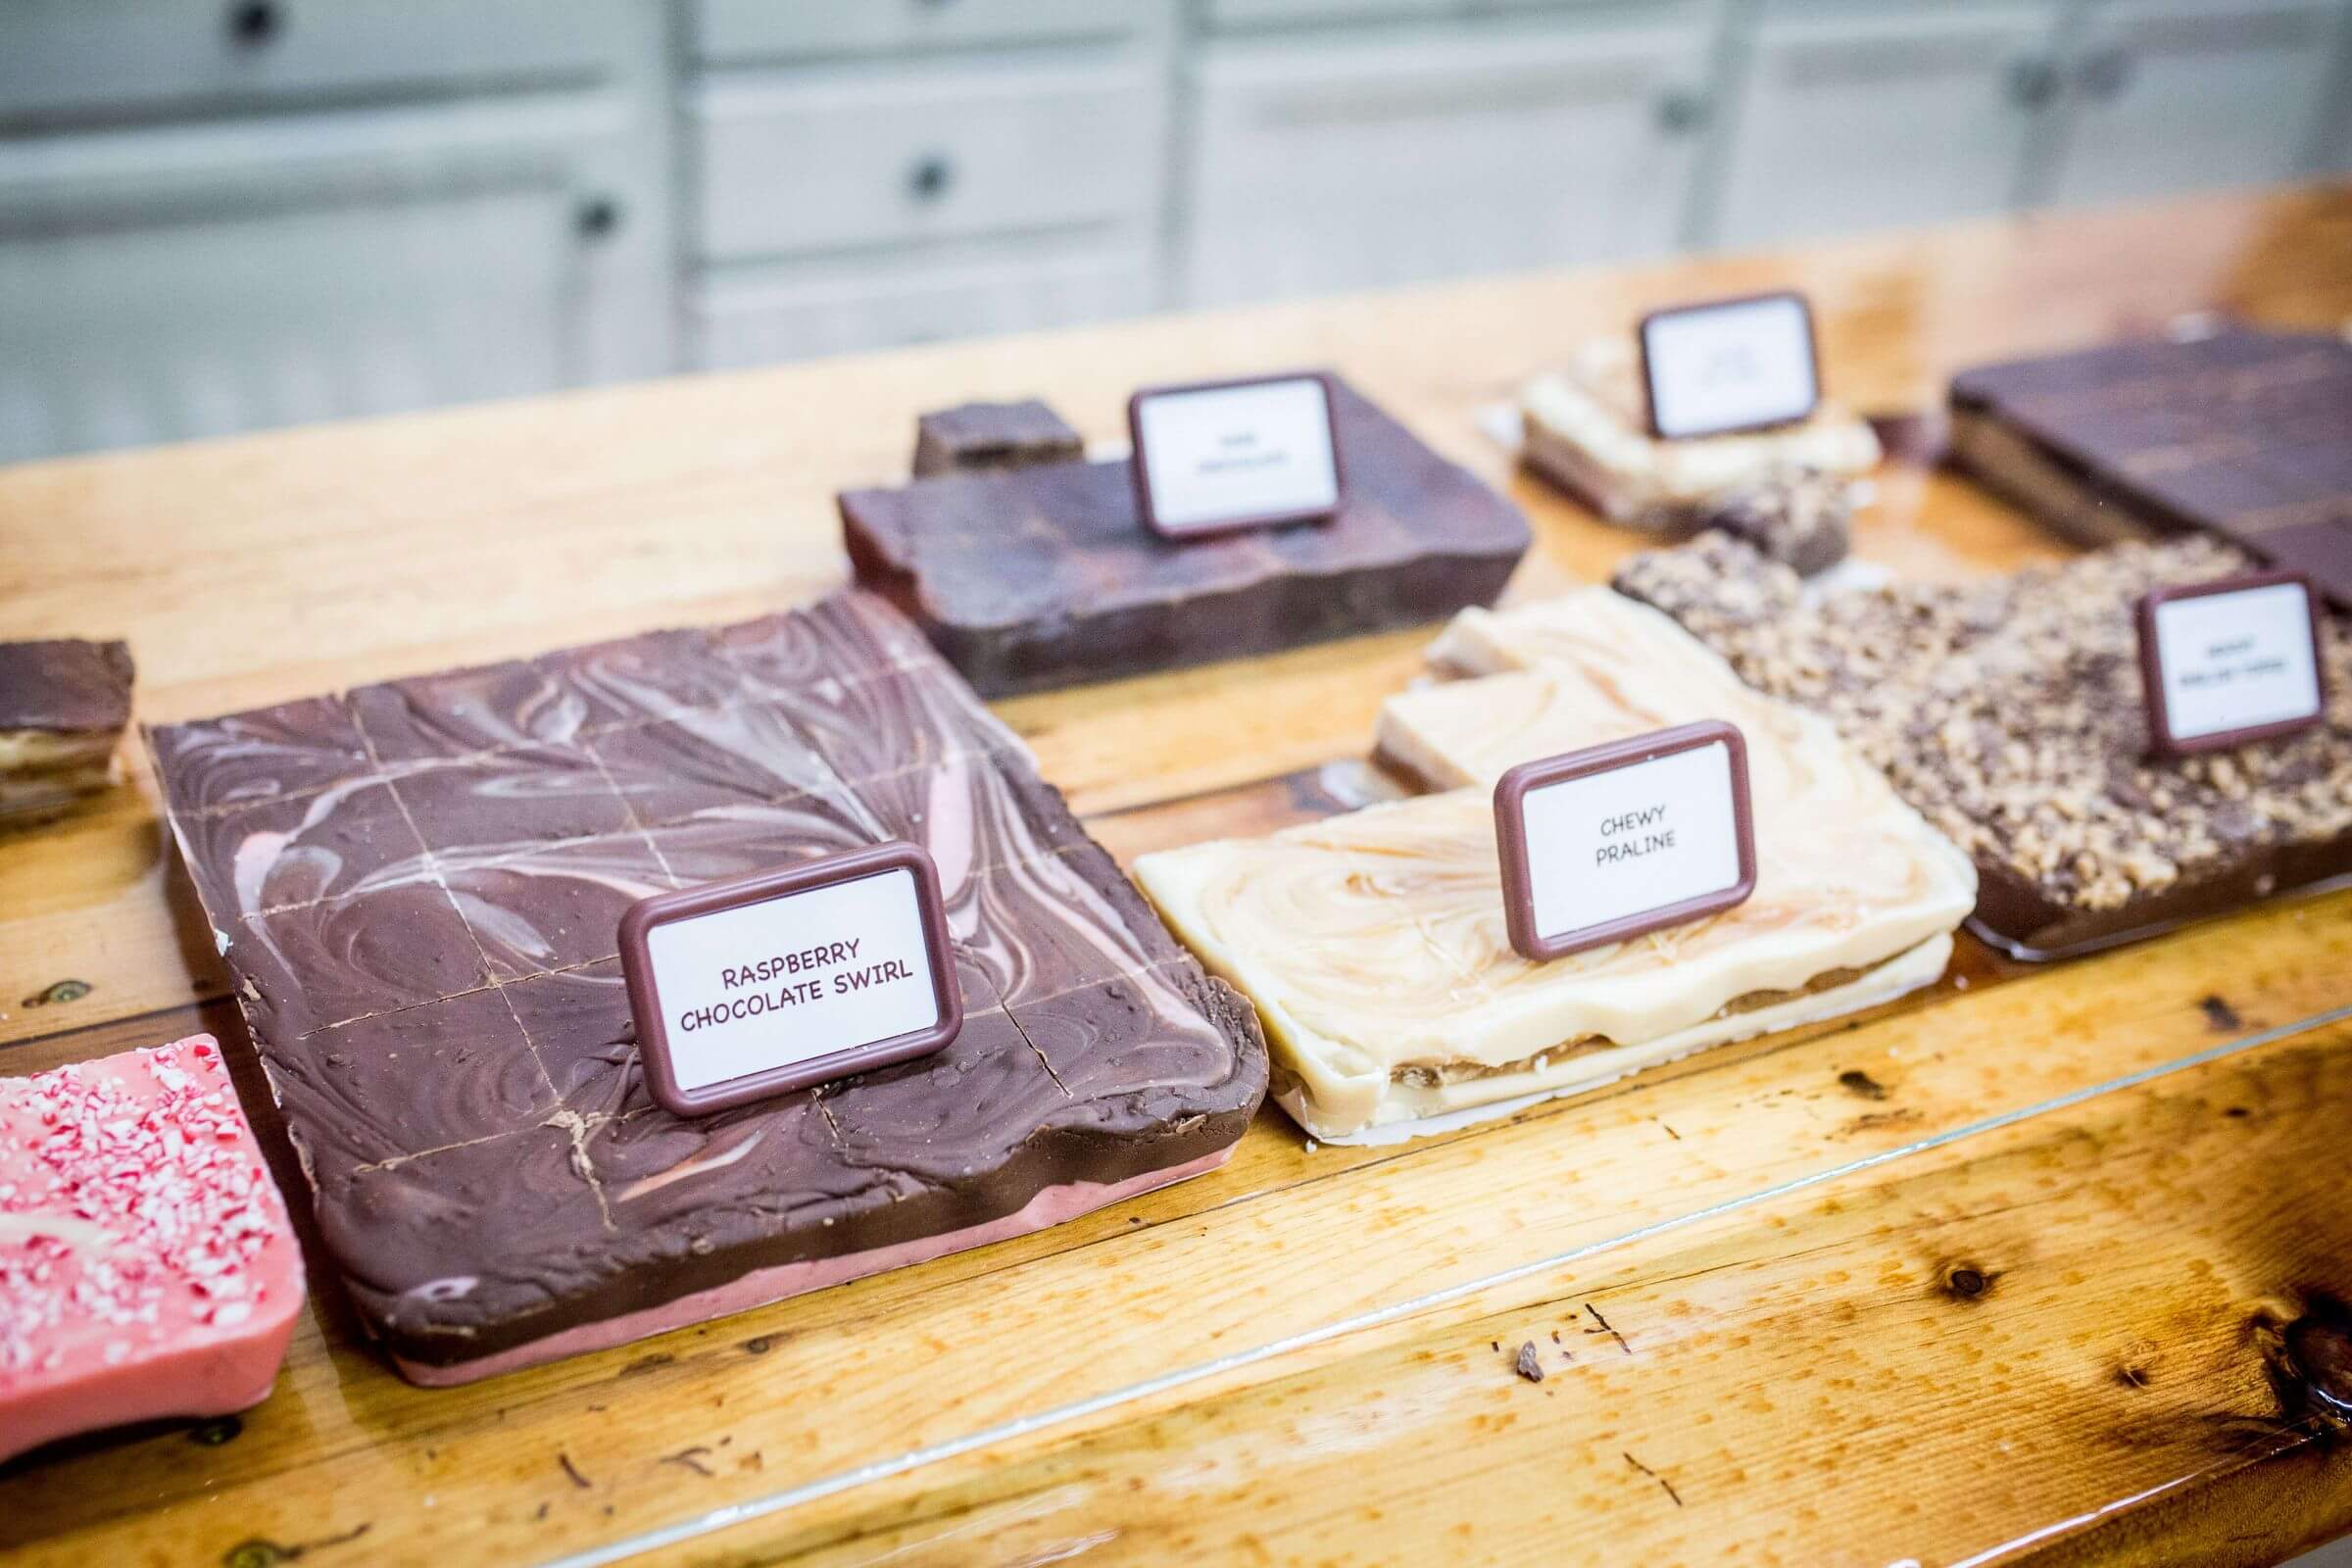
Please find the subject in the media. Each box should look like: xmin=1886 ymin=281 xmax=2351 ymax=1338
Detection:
xmin=1513 ymin=1343 xmax=1545 ymax=1383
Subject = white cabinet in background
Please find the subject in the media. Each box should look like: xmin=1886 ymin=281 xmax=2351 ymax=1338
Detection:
xmin=2039 ymin=0 xmax=2349 ymax=206
xmin=1712 ymin=4 xmax=2064 ymax=248
xmin=691 ymin=58 xmax=1165 ymax=264
xmin=0 ymin=95 xmax=666 ymax=465
xmin=1181 ymin=9 xmax=1723 ymax=308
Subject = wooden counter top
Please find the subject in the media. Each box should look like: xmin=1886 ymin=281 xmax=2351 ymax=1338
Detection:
xmin=4 ymin=184 xmax=2352 ymax=1568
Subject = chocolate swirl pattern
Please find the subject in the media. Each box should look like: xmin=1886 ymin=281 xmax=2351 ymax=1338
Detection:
xmin=147 ymin=589 xmax=1265 ymax=1381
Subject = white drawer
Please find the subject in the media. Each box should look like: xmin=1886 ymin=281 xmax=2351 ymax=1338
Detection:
xmin=0 ymin=0 xmax=633 ymax=122
xmin=1712 ymin=5 xmax=2063 ymax=247
xmin=2042 ymin=0 xmax=2346 ymax=206
xmin=690 ymin=0 xmax=1163 ymax=64
xmin=692 ymin=62 xmax=1164 ymax=262
xmin=688 ymin=249 xmax=1154 ymax=368
xmin=1182 ymin=17 xmax=1720 ymax=306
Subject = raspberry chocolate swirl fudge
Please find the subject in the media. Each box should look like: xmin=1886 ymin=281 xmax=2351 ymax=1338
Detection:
xmin=146 ymin=591 xmax=1265 ymax=1383
xmin=1608 ymin=532 xmax=2352 ymax=956
xmin=1135 ymin=588 xmax=1974 ymax=1143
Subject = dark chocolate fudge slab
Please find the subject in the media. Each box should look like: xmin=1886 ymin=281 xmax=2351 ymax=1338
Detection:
xmin=843 ymin=376 xmax=1530 ymax=696
xmin=0 ymin=638 xmax=134 ymax=733
xmin=1950 ymin=330 xmax=2352 ymax=605
xmin=150 ymin=588 xmax=1267 ymax=1380
xmin=1613 ymin=531 xmax=2352 ymax=957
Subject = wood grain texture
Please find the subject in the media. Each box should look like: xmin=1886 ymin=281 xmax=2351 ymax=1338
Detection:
xmin=2 ymin=185 xmax=2351 ymax=1567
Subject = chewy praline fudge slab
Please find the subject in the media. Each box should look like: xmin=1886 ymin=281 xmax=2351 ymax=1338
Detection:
xmin=1608 ymin=532 xmax=2352 ymax=957
xmin=1136 ymin=589 xmax=1974 ymax=1143
xmin=842 ymin=376 xmax=1531 ymax=696
xmin=146 ymin=591 xmax=1266 ymax=1383
xmin=1 ymin=1036 xmax=304 ymax=1463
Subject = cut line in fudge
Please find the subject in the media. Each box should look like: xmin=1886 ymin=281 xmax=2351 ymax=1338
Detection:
xmin=150 ymin=589 xmax=1265 ymax=1382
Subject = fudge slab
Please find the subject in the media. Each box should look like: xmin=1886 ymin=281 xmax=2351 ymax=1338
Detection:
xmin=1136 ymin=590 xmax=1973 ymax=1143
xmin=1610 ymin=532 xmax=2352 ymax=957
xmin=1948 ymin=329 xmax=2352 ymax=604
xmin=842 ymin=376 xmax=1530 ymax=696
xmin=0 ymin=638 xmax=133 ymax=823
xmin=1519 ymin=338 xmax=1880 ymax=533
xmin=148 ymin=590 xmax=1265 ymax=1382
xmin=1 ymin=1036 xmax=304 ymax=1462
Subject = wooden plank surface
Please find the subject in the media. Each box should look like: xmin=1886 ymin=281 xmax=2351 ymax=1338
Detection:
xmin=3 ymin=185 xmax=2351 ymax=1567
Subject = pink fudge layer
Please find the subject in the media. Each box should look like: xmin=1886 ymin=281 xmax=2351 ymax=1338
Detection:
xmin=395 ymin=1144 xmax=1233 ymax=1386
xmin=1 ymin=1036 xmax=305 ymax=1463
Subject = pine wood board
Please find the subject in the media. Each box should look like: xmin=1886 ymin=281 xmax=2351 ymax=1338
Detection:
xmin=2 ymin=186 xmax=2352 ymax=1565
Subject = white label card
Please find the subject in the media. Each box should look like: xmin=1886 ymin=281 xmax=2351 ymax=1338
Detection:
xmin=2147 ymin=580 xmax=2325 ymax=746
xmin=1641 ymin=293 xmax=1821 ymax=441
xmin=1130 ymin=375 xmax=1342 ymax=536
xmin=1493 ymin=721 xmax=1758 ymax=962
xmin=647 ymin=868 xmax=941 ymax=1094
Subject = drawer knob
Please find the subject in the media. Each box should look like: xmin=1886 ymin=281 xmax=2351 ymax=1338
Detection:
xmin=227 ymin=0 xmax=284 ymax=48
xmin=2076 ymin=47 xmax=2134 ymax=101
xmin=2004 ymin=56 xmax=2060 ymax=110
xmin=1654 ymin=88 xmax=1712 ymax=136
xmin=574 ymin=196 xmax=624 ymax=240
xmin=907 ymin=153 xmax=956 ymax=203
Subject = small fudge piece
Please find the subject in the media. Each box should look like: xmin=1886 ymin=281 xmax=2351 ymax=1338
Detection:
xmin=1695 ymin=466 xmax=1852 ymax=576
xmin=911 ymin=400 xmax=1086 ymax=477
xmin=1519 ymin=338 xmax=1879 ymax=532
xmin=1609 ymin=533 xmax=2352 ymax=957
xmin=0 ymin=1036 xmax=304 ymax=1462
xmin=0 ymin=639 xmax=134 ymax=823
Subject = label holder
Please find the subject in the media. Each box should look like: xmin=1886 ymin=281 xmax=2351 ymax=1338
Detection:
xmin=618 ymin=842 xmax=963 ymax=1117
xmin=1127 ymin=370 xmax=1346 ymax=540
xmin=2135 ymin=568 xmax=2328 ymax=757
xmin=1638 ymin=290 xmax=1822 ymax=442
xmin=1492 ymin=719 xmax=1758 ymax=962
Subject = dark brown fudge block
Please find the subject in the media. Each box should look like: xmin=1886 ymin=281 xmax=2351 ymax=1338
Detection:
xmin=911 ymin=399 xmax=1086 ymax=477
xmin=843 ymin=376 xmax=1531 ymax=696
xmin=147 ymin=590 xmax=1267 ymax=1381
xmin=1612 ymin=531 xmax=2352 ymax=958
xmin=1949 ymin=329 xmax=2352 ymax=607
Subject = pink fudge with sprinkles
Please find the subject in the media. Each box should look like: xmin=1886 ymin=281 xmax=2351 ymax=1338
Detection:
xmin=1 ymin=1035 xmax=303 ymax=1462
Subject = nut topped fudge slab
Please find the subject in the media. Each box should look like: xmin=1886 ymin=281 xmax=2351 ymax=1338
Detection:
xmin=1136 ymin=590 xmax=1973 ymax=1143
xmin=0 ymin=638 xmax=134 ymax=823
xmin=843 ymin=375 xmax=1531 ymax=697
xmin=1608 ymin=532 xmax=2352 ymax=957
xmin=148 ymin=591 xmax=1265 ymax=1383
xmin=1 ymin=1036 xmax=304 ymax=1462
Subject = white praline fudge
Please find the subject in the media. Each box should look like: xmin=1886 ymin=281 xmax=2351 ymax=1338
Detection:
xmin=1134 ymin=589 xmax=1975 ymax=1143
